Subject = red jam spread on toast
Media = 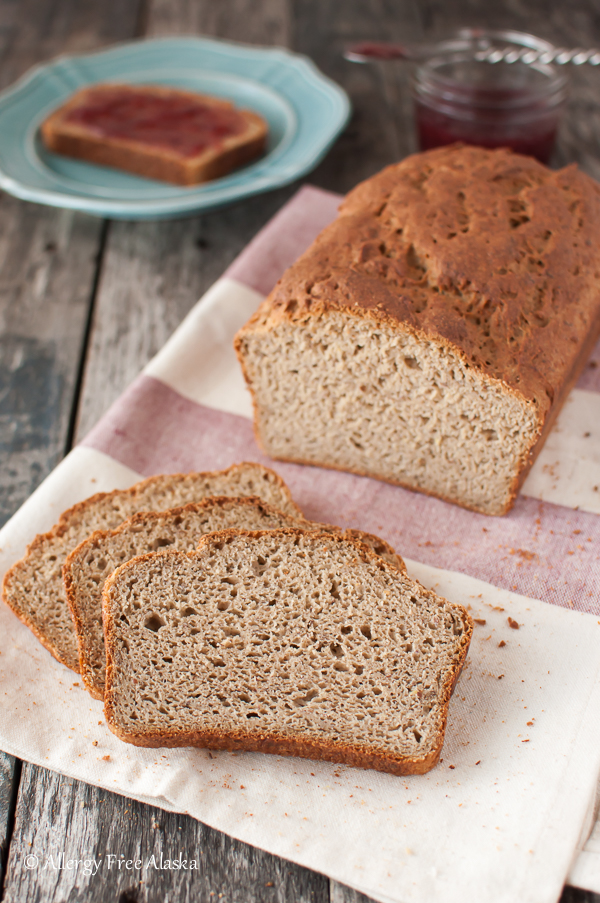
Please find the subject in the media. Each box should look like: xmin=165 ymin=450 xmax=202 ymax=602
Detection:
xmin=64 ymin=87 xmax=247 ymax=158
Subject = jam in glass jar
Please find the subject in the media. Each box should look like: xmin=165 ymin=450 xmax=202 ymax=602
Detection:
xmin=412 ymin=29 xmax=568 ymax=163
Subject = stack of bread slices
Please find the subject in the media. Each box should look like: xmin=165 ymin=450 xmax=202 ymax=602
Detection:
xmin=2 ymin=461 xmax=472 ymax=776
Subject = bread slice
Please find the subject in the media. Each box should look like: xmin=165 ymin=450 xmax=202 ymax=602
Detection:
xmin=2 ymin=463 xmax=299 ymax=672
xmin=40 ymin=84 xmax=268 ymax=186
xmin=103 ymin=529 xmax=472 ymax=776
xmin=64 ymin=496 xmax=404 ymax=700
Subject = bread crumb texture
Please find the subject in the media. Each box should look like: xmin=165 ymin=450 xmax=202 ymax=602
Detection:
xmin=2 ymin=463 xmax=299 ymax=672
xmin=66 ymin=496 xmax=403 ymax=699
xmin=235 ymin=145 xmax=600 ymax=515
xmin=104 ymin=530 xmax=472 ymax=775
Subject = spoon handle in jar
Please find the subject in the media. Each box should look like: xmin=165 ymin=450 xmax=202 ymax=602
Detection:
xmin=345 ymin=40 xmax=600 ymax=66
xmin=344 ymin=40 xmax=469 ymax=62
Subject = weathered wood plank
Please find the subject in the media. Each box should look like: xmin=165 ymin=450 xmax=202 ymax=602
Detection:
xmin=147 ymin=0 xmax=290 ymax=46
xmin=0 ymin=198 xmax=104 ymax=526
xmin=560 ymin=888 xmax=600 ymax=903
xmin=330 ymin=883 xmax=374 ymax=903
xmin=0 ymin=753 xmax=19 ymax=891
xmin=0 ymin=0 xmax=144 ymax=90
xmin=3 ymin=763 xmax=329 ymax=903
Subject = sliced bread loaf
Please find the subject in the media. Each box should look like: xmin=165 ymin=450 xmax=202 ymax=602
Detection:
xmin=234 ymin=145 xmax=600 ymax=515
xmin=2 ymin=463 xmax=300 ymax=672
xmin=103 ymin=529 xmax=472 ymax=775
xmin=64 ymin=496 xmax=405 ymax=700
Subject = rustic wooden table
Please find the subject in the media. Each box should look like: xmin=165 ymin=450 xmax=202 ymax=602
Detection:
xmin=1 ymin=1 xmax=600 ymax=901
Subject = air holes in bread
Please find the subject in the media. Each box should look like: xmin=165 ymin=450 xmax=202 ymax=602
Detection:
xmin=144 ymin=613 xmax=166 ymax=632
xmin=150 ymin=537 xmax=172 ymax=550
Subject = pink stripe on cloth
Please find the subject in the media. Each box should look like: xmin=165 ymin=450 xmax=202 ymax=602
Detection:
xmin=82 ymin=376 xmax=600 ymax=616
xmin=224 ymin=185 xmax=341 ymax=297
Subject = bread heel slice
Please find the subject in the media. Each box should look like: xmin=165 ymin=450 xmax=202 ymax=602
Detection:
xmin=103 ymin=529 xmax=472 ymax=776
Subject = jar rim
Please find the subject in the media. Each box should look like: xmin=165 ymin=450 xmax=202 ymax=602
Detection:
xmin=414 ymin=28 xmax=568 ymax=110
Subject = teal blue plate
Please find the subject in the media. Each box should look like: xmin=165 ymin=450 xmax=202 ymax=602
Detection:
xmin=0 ymin=37 xmax=350 ymax=219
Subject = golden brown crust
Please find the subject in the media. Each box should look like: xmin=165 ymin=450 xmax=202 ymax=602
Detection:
xmin=106 ymin=720 xmax=443 ymax=776
xmin=41 ymin=84 xmax=268 ymax=186
xmin=103 ymin=529 xmax=472 ymax=775
xmin=62 ymin=551 xmax=104 ymax=696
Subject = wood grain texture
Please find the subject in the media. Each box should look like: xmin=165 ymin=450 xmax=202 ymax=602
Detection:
xmin=0 ymin=197 xmax=103 ymax=527
xmin=560 ymin=889 xmax=600 ymax=903
xmin=0 ymin=0 xmax=144 ymax=91
xmin=330 ymin=883 xmax=374 ymax=903
xmin=147 ymin=0 xmax=290 ymax=46
xmin=0 ymin=753 xmax=19 ymax=891
xmin=3 ymin=763 xmax=329 ymax=903
xmin=289 ymin=0 xmax=418 ymax=193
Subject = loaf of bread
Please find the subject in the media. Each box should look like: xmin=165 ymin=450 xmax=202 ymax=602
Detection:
xmin=64 ymin=495 xmax=404 ymax=699
xmin=103 ymin=529 xmax=472 ymax=775
xmin=40 ymin=84 xmax=268 ymax=186
xmin=2 ymin=463 xmax=299 ymax=672
xmin=235 ymin=145 xmax=600 ymax=515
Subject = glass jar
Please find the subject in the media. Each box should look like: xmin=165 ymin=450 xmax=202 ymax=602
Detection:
xmin=412 ymin=29 xmax=568 ymax=164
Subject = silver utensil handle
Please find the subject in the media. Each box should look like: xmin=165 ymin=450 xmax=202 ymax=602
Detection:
xmin=477 ymin=46 xmax=600 ymax=65
xmin=344 ymin=41 xmax=600 ymax=66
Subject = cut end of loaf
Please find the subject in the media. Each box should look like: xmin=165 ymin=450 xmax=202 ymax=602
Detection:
xmin=236 ymin=309 xmax=540 ymax=515
xmin=103 ymin=530 xmax=472 ymax=775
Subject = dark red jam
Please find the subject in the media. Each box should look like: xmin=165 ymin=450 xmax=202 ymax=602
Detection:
xmin=65 ymin=87 xmax=246 ymax=158
xmin=412 ymin=48 xmax=567 ymax=165
xmin=414 ymin=86 xmax=559 ymax=164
